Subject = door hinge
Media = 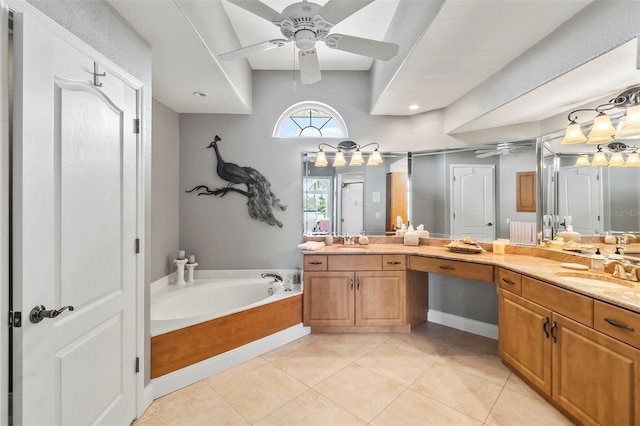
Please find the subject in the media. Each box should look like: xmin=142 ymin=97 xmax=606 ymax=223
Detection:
xmin=9 ymin=311 xmax=22 ymax=328
xmin=135 ymin=357 xmax=140 ymax=373
xmin=453 ymin=212 xmax=456 ymax=219
xmin=135 ymin=238 xmax=140 ymax=254
xmin=134 ymin=119 xmax=140 ymax=134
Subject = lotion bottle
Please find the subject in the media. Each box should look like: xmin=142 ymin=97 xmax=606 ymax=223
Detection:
xmin=591 ymin=248 xmax=605 ymax=272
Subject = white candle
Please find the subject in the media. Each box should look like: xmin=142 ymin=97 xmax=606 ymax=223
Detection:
xmin=177 ymin=250 xmax=185 ymax=260
xmin=188 ymin=254 xmax=196 ymax=264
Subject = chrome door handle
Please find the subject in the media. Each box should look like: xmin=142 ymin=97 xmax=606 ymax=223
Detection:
xmin=29 ymin=305 xmax=74 ymax=323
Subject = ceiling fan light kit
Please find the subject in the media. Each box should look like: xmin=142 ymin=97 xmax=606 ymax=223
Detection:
xmin=220 ymin=0 xmax=399 ymax=84
xmin=314 ymin=140 xmax=383 ymax=168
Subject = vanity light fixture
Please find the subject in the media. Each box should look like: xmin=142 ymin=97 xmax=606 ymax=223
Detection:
xmin=562 ymin=85 xmax=640 ymax=145
xmin=574 ymin=142 xmax=640 ymax=168
xmin=314 ymin=141 xmax=383 ymax=167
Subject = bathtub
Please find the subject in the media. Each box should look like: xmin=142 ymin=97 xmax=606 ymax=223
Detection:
xmin=150 ymin=270 xmax=309 ymax=398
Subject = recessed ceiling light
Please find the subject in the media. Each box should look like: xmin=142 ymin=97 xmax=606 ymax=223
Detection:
xmin=409 ymin=104 xmax=420 ymax=110
xmin=193 ymin=91 xmax=208 ymax=97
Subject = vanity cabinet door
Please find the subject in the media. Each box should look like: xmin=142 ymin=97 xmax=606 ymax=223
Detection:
xmin=552 ymin=313 xmax=640 ymax=426
xmin=499 ymin=289 xmax=552 ymax=396
xmin=355 ymin=271 xmax=406 ymax=326
xmin=303 ymin=272 xmax=354 ymax=327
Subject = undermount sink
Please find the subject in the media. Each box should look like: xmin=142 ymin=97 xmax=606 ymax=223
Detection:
xmin=335 ymin=245 xmax=370 ymax=249
xmin=554 ymin=271 xmax=636 ymax=289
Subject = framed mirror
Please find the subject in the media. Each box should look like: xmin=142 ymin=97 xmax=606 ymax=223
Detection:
xmin=302 ymin=140 xmax=538 ymax=242
xmin=302 ymin=151 xmax=409 ymax=236
xmin=540 ymin=133 xmax=640 ymax=241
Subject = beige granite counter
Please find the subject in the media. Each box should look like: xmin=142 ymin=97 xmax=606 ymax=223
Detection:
xmin=303 ymin=241 xmax=640 ymax=314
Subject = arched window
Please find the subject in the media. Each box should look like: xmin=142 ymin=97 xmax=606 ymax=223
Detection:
xmin=273 ymin=101 xmax=348 ymax=138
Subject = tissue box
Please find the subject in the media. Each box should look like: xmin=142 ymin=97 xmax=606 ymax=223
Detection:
xmin=404 ymin=232 xmax=419 ymax=246
xmin=417 ymin=230 xmax=429 ymax=238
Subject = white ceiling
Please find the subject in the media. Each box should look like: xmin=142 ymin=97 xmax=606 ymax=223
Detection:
xmin=108 ymin=0 xmax=640 ymax=136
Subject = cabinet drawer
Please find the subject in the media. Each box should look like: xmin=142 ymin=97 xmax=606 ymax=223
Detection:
xmin=328 ymin=255 xmax=382 ymax=271
xmin=521 ymin=276 xmax=593 ymax=327
xmin=497 ymin=268 xmax=522 ymax=295
xmin=304 ymin=255 xmax=327 ymax=271
xmin=594 ymin=301 xmax=640 ymax=350
xmin=383 ymin=255 xmax=406 ymax=271
xmin=408 ymin=256 xmax=494 ymax=282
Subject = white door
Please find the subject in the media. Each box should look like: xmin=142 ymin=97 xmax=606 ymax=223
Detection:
xmin=12 ymin=12 xmax=138 ymax=425
xmin=340 ymin=180 xmax=364 ymax=235
xmin=557 ymin=166 xmax=602 ymax=235
xmin=451 ymin=165 xmax=495 ymax=242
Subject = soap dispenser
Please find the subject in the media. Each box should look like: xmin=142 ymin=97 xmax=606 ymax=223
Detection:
xmin=358 ymin=231 xmax=369 ymax=245
xmin=591 ymin=248 xmax=605 ymax=272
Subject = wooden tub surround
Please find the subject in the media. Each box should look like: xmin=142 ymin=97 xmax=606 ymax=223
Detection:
xmin=151 ymin=295 xmax=302 ymax=379
xmin=303 ymin=240 xmax=640 ymax=425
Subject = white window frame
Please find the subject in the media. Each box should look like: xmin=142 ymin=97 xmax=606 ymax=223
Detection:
xmin=273 ymin=101 xmax=348 ymax=138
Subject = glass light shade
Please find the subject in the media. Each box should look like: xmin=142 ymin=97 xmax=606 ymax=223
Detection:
xmin=575 ymin=155 xmax=591 ymax=167
xmin=586 ymin=135 xmax=613 ymax=145
xmin=615 ymin=123 xmax=640 ymax=138
xmin=367 ymin=149 xmax=383 ymax=166
xmin=590 ymin=151 xmax=609 ymax=166
xmin=561 ymin=122 xmax=587 ymax=144
xmin=332 ymin=151 xmax=346 ymax=167
xmin=314 ymin=150 xmax=328 ymax=167
xmin=588 ymin=112 xmax=616 ymax=138
xmin=625 ymin=152 xmax=640 ymax=167
xmin=608 ymin=152 xmax=626 ymax=167
xmin=349 ymin=149 xmax=364 ymax=166
xmin=619 ymin=105 xmax=640 ymax=131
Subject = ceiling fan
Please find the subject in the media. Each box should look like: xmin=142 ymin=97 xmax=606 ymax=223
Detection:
xmin=219 ymin=0 xmax=399 ymax=84
xmin=474 ymin=142 xmax=534 ymax=158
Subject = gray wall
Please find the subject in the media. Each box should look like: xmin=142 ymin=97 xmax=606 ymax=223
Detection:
xmin=151 ymin=100 xmax=180 ymax=281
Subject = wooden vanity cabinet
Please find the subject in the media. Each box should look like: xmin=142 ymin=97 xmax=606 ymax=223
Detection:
xmin=303 ymin=254 xmax=426 ymax=331
xmin=498 ymin=271 xmax=640 ymax=425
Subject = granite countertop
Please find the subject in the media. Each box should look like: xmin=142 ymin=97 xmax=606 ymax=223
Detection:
xmin=303 ymin=241 xmax=640 ymax=314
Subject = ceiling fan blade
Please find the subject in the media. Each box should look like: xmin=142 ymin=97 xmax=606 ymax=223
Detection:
xmin=317 ymin=0 xmax=374 ymax=25
xmin=226 ymin=0 xmax=287 ymax=22
xmin=218 ymin=39 xmax=290 ymax=61
xmin=299 ymin=49 xmax=321 ymax=85
xmin=325 ymin=34 xmax=398 ymax=61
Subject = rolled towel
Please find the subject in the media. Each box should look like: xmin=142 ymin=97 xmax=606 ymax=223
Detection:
xmin=297 ymin=241 xmax=325 ymax=251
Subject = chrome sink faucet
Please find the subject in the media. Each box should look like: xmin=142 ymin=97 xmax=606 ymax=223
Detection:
xmin=605 ymin=259 xmax=640 ymax=281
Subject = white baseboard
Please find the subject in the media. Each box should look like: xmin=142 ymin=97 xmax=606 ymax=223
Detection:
xmin=428 ymin=310 xmax=498 ymax=340
xmin=151 ymin=323 xmax=310 ymax=398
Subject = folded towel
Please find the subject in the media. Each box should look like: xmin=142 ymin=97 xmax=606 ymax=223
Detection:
xmin=404 ymin=232 xmax=419 ymax=246
xmin=297 ymin=241 xmax=326 ymax=251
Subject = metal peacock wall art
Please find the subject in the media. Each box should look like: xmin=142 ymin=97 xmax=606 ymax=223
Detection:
xmin=186 ymin=135 xmax=287 ymax=227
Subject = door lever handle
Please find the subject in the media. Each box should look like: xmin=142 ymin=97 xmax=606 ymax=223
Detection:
xmin=29 ymin=305 xmax=75 ymax=324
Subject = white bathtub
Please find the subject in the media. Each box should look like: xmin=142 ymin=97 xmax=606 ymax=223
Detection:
xmin=150 ymin=269 xmax=309 ymax=398
xmin=150 ymin=270 xmax=302 ymax=336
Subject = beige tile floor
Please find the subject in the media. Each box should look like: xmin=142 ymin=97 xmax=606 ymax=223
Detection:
xmin=135 ymin=323 xmax=573 ymax=425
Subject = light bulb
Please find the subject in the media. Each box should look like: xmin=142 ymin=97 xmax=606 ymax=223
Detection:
xmin=591 ymin=151 xmax=609 ymax=167
xmin=314 ymin=150 xmax=328 ymax=167
xmin=575 ymin=155 xmax=591 ymax=167
xmin=588 ymin=112 xmax=616 ymax=138
xmin=625 ymin=152 xmax=640 ymax=167
xmin=561 ymin=122 xmax=587 ymax=144
xmin=608 ymin=152 xmax=625 ymax=167
xmin=367 ymin=149 xmax=383 ymax=166
xmin=350 ymin=149 xmax=364 ymax=166
xmin=332 ymin=151 xmax=346 ymax=167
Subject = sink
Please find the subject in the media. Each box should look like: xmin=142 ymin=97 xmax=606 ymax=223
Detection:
xmin=554 ymin=271 xmax=636 ymax=289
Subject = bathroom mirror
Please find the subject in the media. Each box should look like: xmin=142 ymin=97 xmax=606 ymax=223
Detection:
xmin=302 ymin=140 xmax=538 ymax=241
xmin=302 ymin=151 xmax=409 ymax=236
xmin=541 ymin=133 xmax=640 ymax=240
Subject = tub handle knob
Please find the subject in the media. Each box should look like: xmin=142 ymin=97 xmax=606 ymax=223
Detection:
xmin=29 ymin=305 xmax=75 ymax=324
